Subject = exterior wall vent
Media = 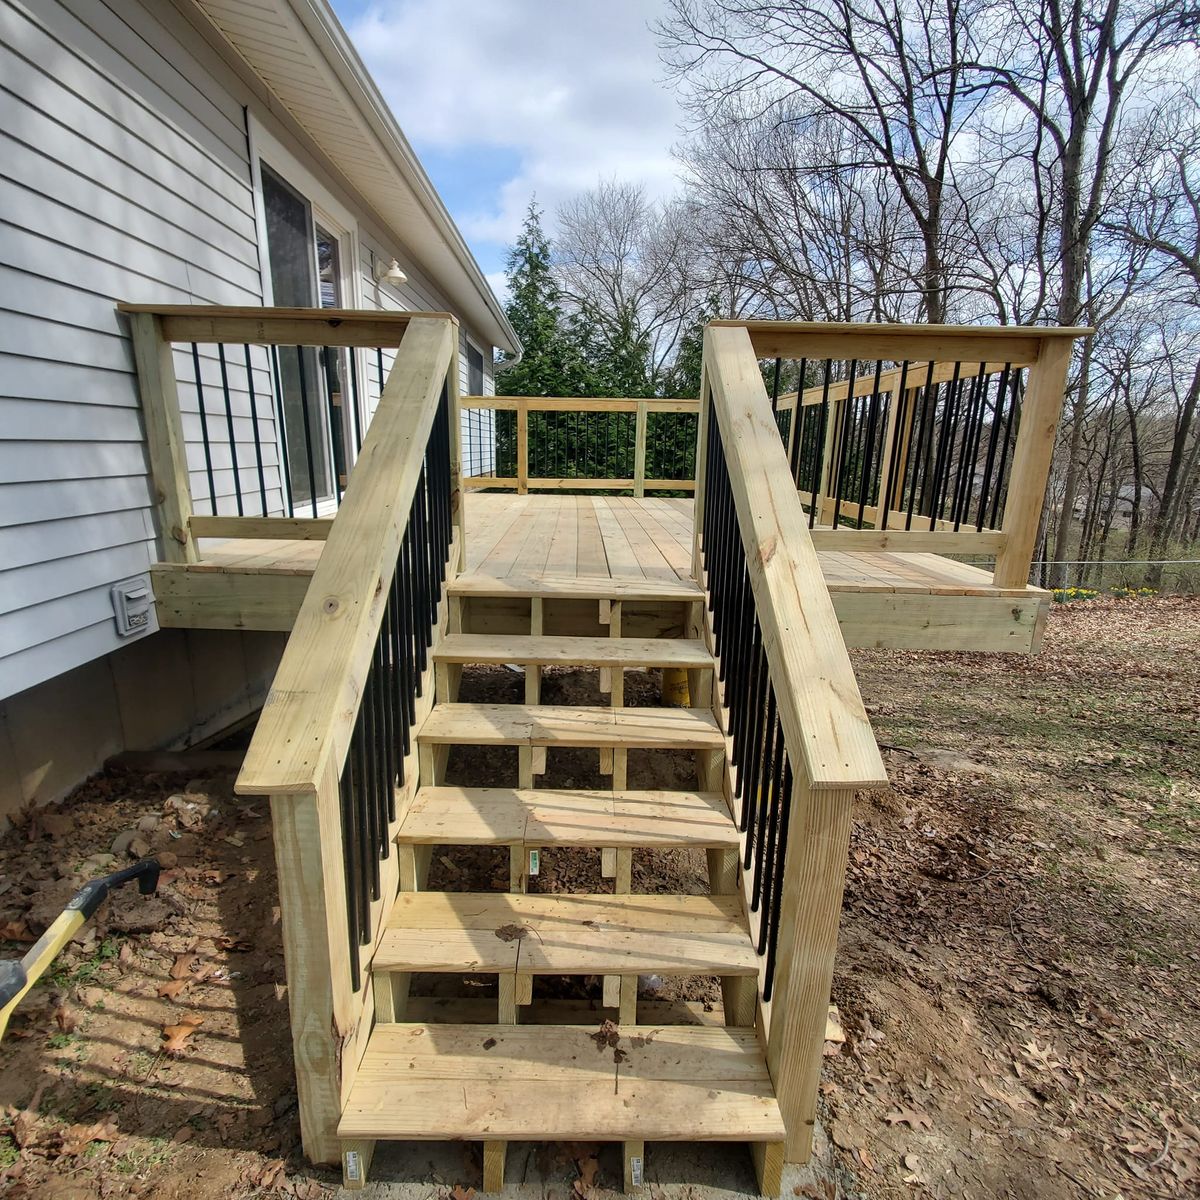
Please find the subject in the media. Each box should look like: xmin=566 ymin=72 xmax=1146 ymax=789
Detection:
xmin=111 ymin=577 xmax=154 ymax=639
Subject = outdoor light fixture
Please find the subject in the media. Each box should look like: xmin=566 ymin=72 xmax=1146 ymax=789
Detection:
xmin=374 ymin=256 xmax=408 ymax=285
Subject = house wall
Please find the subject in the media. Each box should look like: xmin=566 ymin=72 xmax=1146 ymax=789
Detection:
xmin=0 ymin=0 xmax=495 ymax=813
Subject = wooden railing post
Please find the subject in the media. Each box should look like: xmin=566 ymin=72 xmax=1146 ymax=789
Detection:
xmin=764 ymin=778 xmax=855 ymax=1162
xmin=269 ymin=758 xmax=358 ymax=1164
xmin=992 ymin=335 xmax=1074 ymax=589
xmin=633 ymin=400 xmax=648 ymax=497
xmin=127 ymin=312 xmax=198 ymax=563
xmin=516 ymin=399 xmax=529 ymax=495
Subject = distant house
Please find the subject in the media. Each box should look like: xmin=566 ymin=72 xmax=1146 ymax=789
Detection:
xmin=0 ymin=0 xmax=518 ymax=820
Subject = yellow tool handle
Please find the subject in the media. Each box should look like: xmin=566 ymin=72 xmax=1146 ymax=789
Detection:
xmin=0 ymin=909 xmax=86 ymax=1040
xmin=0 ymin=858 xmax=161 ymax=1040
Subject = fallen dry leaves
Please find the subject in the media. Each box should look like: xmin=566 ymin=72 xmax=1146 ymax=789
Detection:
xmin=160 ymin=1014 xmax=203 ymax=1057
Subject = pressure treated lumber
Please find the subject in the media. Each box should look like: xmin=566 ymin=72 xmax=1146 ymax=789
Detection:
xmin=127 ymin=312 xmax=197 ymax=563
xmin=397 ymin=786 xmax=739 ymax=848
xmin=238 ymin=317 xmax=456 ymax=795
xmin=416 ymin=703 xmax=725 ymax=750
xmin=434 ymin=634 xmax=713 ymax=669
xmin=117 ymin=302 xmax=445 ymax=347
xmin=711 ymin=317 xmax=1090 ymax=367
xmin=337 ymin=1024 xmax=785 ymax=1143
xmin=374 ymin=892 xmax=759 ymax=977
xmin=449 ymin=572 xmax=702 ymax=601
xmin=993 ymin=335 xmax=1077 ymax=588
xmin=703 ymin=324 xmax=888 ymax=791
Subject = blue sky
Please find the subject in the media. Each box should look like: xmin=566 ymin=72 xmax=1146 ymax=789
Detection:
xmin=332 ymin=0 xmax=686 ymax=293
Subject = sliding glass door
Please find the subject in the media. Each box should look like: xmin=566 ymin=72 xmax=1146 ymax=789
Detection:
xmin=261 ymin=164 xmax=345 ymax=510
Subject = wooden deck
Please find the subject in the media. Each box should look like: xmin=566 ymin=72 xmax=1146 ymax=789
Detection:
xmin=151 ymin=494 xmax=1049 ymax=652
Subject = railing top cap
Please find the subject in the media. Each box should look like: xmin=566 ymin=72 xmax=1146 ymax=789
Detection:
xmin=708 ymin=319 xmax=1094 ymax=339
xmin=117 ymin=303 xmax=456 ymax=323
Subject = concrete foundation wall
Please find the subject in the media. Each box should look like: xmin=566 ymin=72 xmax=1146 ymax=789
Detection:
xmin=0 ymin=627 xmax=285 ymax=824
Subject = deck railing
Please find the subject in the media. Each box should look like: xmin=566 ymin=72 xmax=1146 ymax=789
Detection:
xmin=120 ymin=304 xmax=457 ymax=562
xmin=713 ymin=321 xmax=1087 ymax=587
xmin=233 ymin=316 xmax=460 ymax=1166
xmin=694 ymin=322 xmax=890 ymax=1165
xmin=459 ymin=395 xmax=698 ymax=495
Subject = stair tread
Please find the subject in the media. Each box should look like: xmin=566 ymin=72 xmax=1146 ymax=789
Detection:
xmin=375 ymin=891 xmax=758 ymax=976
xmin=338 ymin=1023 xmax=784 ymax=1141
xmin=450 ymin=572 xmax=703 ymax=601
xmin=435 ymin=633 xmax=713 ymax=668
xmin=416 ymin=703 xmax=725 ymax=749
xmin=398 ymin=786 xmax=739 ymax=848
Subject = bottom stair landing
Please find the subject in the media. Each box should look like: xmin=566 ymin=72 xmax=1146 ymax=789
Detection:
xmin=340 ymin=1023 xmax=785 ymax=1190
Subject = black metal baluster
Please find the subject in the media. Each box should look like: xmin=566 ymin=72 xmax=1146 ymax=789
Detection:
xmin=348 ymin=349 xmax=365 ymax=455
xmin=190 ymin=343 xmax=218 ymax=513
xmin=321 ymin=347 xmax=344 ymax=504
xmin=243 ymin=345 xmax=269 ymax=516
xmin=978 ymin=364 xmax=1012 ymax=530
xmin=880 ymin=361 xmax=911 ymax=529
xmin=810 ymin=361 xmax=832 ymax=529
xmin=930 ymin=363 xmax=964 ymax=527
xmin=295 ymin=346 xmax=320 ymax=518
xmin=216 ymin=344 xmax=243 ymax=516
xmin=906 ymin=362 xmax=938 ymax=530
xmin=758 ymin=705 xmax=789 ymax=956
xmin=955 ymin=362 xmax=984 ymax=528
xmin=989 ymin=370 xmax=1023 ymax=528
xmin=749 ymin=677 xmax=776 ymax=902
xmin=788 ymin=358 xmax=808 ymax=483
xmin=831 ymin=360 xmax=858 ymax=527
xmin=338 ymin=754 xmax=362 ymax=991
xmin=762 ymin=754 xmax=793 ymax=1001
xmin=270 ymin=346 xmax=295 ymax=518
xmin=856 ymin=361 xmax=884 ymax=526
xmin=351 ymin=709 xmax=372 ymax=943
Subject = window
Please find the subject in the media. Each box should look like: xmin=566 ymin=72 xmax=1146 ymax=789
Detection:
xmin=259 ymin=164 xmax=357 ymax=511
xmin=467 ymin=343 xmax=485 ymax=396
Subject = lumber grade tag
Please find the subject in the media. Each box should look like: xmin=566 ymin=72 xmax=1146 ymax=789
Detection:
xmin=528 ymin=849 xmax=540 ymax=876
xmin=630 ymin=1156 xmax=643 ymax=1187
xmin=344 ymin=1151 xmax=362 ymax=1183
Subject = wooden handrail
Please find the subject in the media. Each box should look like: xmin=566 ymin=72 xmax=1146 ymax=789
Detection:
xmin=714 ymin=318 xmax=1090 ymax=365
xmin=460 ymin=395 xmax=699 ymax=412
xmin=700 ymin=324 xmax=887 ymax=791
xmin=238 ymin=316 xmax=458 ymax=795
xmin=117 ymin=302 xmax=452 ymax=347
xmin=459 ymin=394 xmax=699 ymax=495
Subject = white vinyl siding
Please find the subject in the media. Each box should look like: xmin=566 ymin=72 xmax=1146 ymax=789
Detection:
xmin=0 ymin=0 xmax=264 ymax=700
xmin=0 ymin=0 xmax=498 ymax=703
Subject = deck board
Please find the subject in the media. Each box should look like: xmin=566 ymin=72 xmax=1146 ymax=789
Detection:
xmin=155 ymin=494 xmax=1049 ymax=650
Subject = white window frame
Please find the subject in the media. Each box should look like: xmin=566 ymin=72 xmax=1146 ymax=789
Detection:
xmin=247 ymin=114 xmax=365 ymax=514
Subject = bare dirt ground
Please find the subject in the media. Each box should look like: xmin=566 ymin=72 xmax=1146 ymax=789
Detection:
xmin=0 ymin=596 xmax=1195 ymax=1198
xmin=828 ymin=595 xmax=1200 ymax=1199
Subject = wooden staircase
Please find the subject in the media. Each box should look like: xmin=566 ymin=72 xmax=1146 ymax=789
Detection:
xmin=231 ymin=316 xmax=926 ymax=1199
xmin=335 ymin=576 xmax=788 ymax=1195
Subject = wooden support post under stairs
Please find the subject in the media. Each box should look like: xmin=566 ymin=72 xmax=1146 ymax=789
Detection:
xmin=484 ymin=1141 xmax=507 ymax=1192
xmin=752 ymin=1142 xmax=785 ymax=1198
xmin=624 ymin=1141 xmax=646 ymax=1193
xmin=341 ymin=1141 xmax=374 ymax=1190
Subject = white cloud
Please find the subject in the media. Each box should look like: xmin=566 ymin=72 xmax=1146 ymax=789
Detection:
xmin=346 ymin=0 xmax=686 ymax=244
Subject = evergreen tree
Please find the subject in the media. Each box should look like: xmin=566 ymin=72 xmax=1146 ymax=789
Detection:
xmin=496 ymin=201 xmax=586 ymax=397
